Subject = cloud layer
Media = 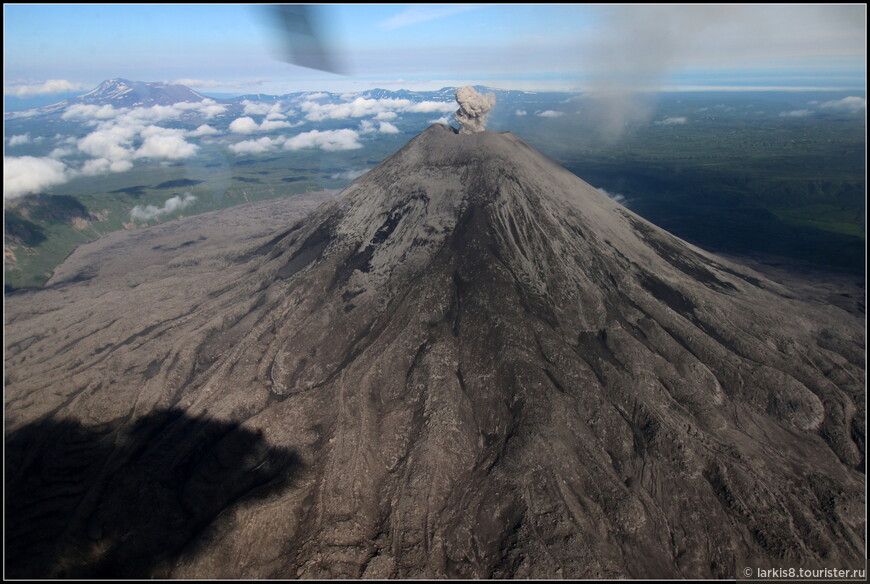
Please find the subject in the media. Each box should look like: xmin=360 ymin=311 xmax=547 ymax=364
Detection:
xmin=779 ymin=96 xmax=865 ymax=118
xmin=654 ymin=116 xmax=687 ymax=125
xmin=4 ymin=99 xmax=227 ymax=198
xmin=5 ymin=79 xmax=88 ymax=97
xmin=5 ymin=88 xmax=451 ymax=198
xmin=228 ymin=116 xmax=296 ymax=134
xmin=229 ymin=129 xmax=363 ymax=154
xmin=819 ymin=96 xmax=865 ymax=114
xmin=299 ymin=96 xmax=454 ymax=122
xmin=4 ymin=156 xmax=70 ymax=200
xmin=59 ymin=101 xmax=215 ymax=174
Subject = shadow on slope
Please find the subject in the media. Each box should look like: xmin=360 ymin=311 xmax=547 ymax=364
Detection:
xmin=5 ymin=409 xmax=301 ymax=579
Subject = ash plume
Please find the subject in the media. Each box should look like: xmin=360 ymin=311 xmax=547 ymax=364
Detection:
xmin=576 ymin=5 xmax=738 ymax=143
xmin=454 ymin=86 xmax=496 ymax=134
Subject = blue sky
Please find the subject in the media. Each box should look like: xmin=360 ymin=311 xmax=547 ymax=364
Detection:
xmin=4 ymin=4 xmax=867 ymax=98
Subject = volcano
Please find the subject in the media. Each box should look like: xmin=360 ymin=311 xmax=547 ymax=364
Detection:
xmin=4 ymin=78 xmax=208 ymax=120
xmin=4 ymin=124 xmax=865 ymax=579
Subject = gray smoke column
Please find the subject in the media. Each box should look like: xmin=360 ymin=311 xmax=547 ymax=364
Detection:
xmin=454 ymin=86 xmax=496 ymax=134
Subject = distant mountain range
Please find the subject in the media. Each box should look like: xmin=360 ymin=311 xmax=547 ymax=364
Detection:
xmin=5 ymin=78 xmax=207 ymax=119
xmin=4 ymin=78 xmax=559 ymax=120
xmin=79 ymin=78 xmax=207 ymax=107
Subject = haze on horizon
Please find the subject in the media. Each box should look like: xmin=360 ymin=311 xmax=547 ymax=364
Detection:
xmin=4 ymin=3 xmax=867 ymax=102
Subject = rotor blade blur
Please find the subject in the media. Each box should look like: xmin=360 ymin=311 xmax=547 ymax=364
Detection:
xmin=267 ymin=5 xmax=345 ymax=75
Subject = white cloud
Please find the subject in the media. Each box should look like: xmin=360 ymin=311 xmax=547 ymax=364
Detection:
xmin=242 ymin=102 xmax=271 ymax=116
xmin=359 ymin=119 xmax=400 ymax=135
xmin=54 ymin=100 xmax=222 ymax=180
xmin=130 ymin=193 xmax=197 ymax=221
xmin=780 ymin=97 xmax=865 ymax=118
xmin=5 ymin=79 xmax=88 ymax=97
xmin=374 ymin=111 xmax=398 ymax=121
xmin=175 ymin=99 xmax=227 ymax=118
xmin=64 ymin=100 xmax=226 ymax=126
xmin=124 ymin=104 xmax=187 ymax=124
xmin=536 ymin=110 xmax=565 ymax=118
xmin=139 ymin=125 xmax=184 ymax=139
xmin=404 ymin=101 xmax=456 ymax=114
xmin=242 ymin=100 xmax=284 ymax=116
xmin=76 ymin=120 xmax=198 ymax=168
xmin=301 ymin=97 xmax=386 ymax=121
xmin=655 ymin=116 xmax=688 ymax=125
xmin=300 ymin=96 xmax=454 ymax=122
xmin=62 ymin=103 xmax=124 ymax=121
xmin=228 ymin=115 xmax=294 ymax=134
xmin=134 ymin=127 xmax=199 ymax=160
xmin=7 ymin=134 xmax=30 ymax=146
xmin=284 ymin=129 xmax=362 ymax=151
xmin=515 ymin=109 xmax=528 ymax=116
xmin=378 ymin=121 xmax=400 ymax=134
xmin=780 ymin=109 xmax=812 ymax=118
xmin=229 ymin=116 xmax=260 ymax=134
xmin=79 ymin=157 xmax=134 ymax=176
xmin=201 ymin=103 xmax=227 ymax=118
xmin=77 ymin=125 xmax=137 ymax=161
xmin=4 ymin=156 xmax=70 ymax=199
xmin=48 ymin=146 xmax=76 ymax=159
xmin=429 ymin=115 xmax=451 ymax=124
xmin=599 ymin=188 xmax=628 ymax=205
xmin=188 ymin=124 xmax=219 ymax=137
xmin=229 ymin=136 xmax=284 ymax=154
xmin=259 ymin=119 xmax=295 ymax=131
xmin=330 ymin=168 xmax=371 ymax=181
xmin=819 ymin=96 xmax=865 ymax=114
xmin=359 ymin=119 xmax=400 ymax=134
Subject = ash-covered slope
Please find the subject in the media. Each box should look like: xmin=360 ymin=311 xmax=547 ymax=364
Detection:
xmin=4 ymin=125 xmax=865 ymax=579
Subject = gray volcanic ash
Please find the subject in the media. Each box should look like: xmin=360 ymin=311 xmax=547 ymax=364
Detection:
xmin=5 ymin=124 xmax=864 ymax=579
xmin=454 ymin=85 xmax=496 ymax=133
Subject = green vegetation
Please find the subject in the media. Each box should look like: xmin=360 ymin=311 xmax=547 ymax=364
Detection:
xmin=4 ymin=136 xmax=406 ymax=290
xmin=502 ymin=93 xmax=865 ymax=274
